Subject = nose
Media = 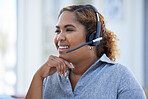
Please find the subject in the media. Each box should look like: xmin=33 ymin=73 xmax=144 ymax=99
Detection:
xmin=57 ymin=32 xmax=66 ymax=41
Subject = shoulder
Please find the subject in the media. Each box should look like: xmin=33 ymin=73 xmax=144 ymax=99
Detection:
xmin=98 ymin=54 xmax=146 ymax=98
xmin=101 ymin=62 xmax=133 ymax=79
xmin=110 ymin=63 xmax=137 ymax=83
xmin=100 ymin=61 xmax=141 ymax=88
xmin=109 ymin=63 xmax=133 ymax=76
xmin=109 ymin=63 xmax=146 ymax=98
xmin=106 ymin=63 xmax=139 ymax=86
xmin=99 ymin=54 xmax=134 ymax=77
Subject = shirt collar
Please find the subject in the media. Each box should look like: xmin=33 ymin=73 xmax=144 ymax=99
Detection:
xmin=65 ymin=54 xmax=115 ymax=79
xmin=98 ymin=54 xmax=115 ymax=65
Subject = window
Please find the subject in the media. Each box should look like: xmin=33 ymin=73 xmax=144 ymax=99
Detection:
xmin=0 ymin=0 xmax=17 ymax=94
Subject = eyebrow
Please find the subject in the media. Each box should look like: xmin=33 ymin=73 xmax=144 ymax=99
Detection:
xmin=56 ymin=24 xmax=76 ymax=29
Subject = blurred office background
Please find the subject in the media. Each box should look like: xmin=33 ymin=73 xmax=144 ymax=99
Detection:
xmin=0 ymin=0 xmax=147 ymax=97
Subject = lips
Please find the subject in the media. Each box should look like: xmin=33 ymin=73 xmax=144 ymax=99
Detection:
xmin=58 ymin=44 xmax=70 ymax=53
xmin=57 ymin=41 xmax=70 ymax=52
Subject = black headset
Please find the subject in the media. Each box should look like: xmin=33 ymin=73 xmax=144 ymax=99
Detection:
xmin=85 ymin=4 xmax=102 ymax=46
xmin=66 ymin=4 xmax=102 ymax=53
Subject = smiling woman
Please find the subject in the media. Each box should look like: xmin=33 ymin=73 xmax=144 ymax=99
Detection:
xmin=25 ymin=4 xmax=146 ymax=99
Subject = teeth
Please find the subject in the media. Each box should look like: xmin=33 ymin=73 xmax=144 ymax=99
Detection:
xmin=59 ymin=46 xmax=69 ymax=49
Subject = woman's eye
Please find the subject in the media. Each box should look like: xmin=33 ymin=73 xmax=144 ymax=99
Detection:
xmin=66 ymin=29 xmax=74 ymax=32
xmin=55 ymin=30 xmax=61 ymax=34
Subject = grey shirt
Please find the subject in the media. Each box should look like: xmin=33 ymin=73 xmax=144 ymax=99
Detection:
xmin=42 ymin=54 xmax=146 ymax=99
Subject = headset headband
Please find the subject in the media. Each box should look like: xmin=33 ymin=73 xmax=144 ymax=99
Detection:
xmin=85 ymin=4 xmax=101 ymax=46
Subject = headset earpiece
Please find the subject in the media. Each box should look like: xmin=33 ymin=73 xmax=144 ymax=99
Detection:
xmin=86 ymin=33 xmax=96 ymax=46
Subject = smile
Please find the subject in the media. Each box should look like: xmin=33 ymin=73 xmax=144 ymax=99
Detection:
xmin=59 ymin=46 xmax=69 ymax=49
xmin=58 ymin=45 xmax=70 ymax=53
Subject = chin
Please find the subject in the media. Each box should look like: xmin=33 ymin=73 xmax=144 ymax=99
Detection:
xmin=59 ymin=54 xmax=69 ymax=61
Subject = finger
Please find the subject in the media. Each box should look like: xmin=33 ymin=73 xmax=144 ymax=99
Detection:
xmin=64 ymin=61 xmax=74 ymax=69
xmin=63 ymin=61 xmax=67 ymax=77
xmin=56 ymin=59 xmax=65 ymax=77
xmin=54 ymin=57 xmax=64 ymax=77
xmin=57 ymin=58 xmax=68 ymax=76
xmin=48 ymin=55 xmax=55 ymax=61
xmin=47 ymin=55 xmax=63 ymax=77
xmin=59 ymin=63 xmax=63 ymax=78
xmin=58 ymin=63 xmax=62 ymax=77
xmin=50 ymin=56 xmax=61 ymax=75
xmin=50 ymin=56 xmax=68 ymax=77
xmin=53 ymin=60 xmax=60 ymax=75
xmin=60 ymin=64 xmax=64 ymax=77
xmin=59 ymin=59 xmax=66 ymax=77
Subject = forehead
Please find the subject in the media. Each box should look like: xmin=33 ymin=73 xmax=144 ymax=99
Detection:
xmin=56 ymin=11 xmax=80 ymax=27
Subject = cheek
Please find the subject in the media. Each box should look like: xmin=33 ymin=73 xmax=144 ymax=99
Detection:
xmin=68 ymin=33 xmax=86 ymax=45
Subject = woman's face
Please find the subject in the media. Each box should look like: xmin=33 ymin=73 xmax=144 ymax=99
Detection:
xmin=54 ymin=11 xmax=89 ymax=62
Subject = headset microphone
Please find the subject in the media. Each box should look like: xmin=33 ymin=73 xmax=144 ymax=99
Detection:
xmin=66 ymin=37 xmax=102 ymax=53
xmin=66 ymin=4 xmax=103 ymax=53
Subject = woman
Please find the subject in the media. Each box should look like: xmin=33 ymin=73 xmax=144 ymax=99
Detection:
xmin=26 ymin=4 xmax=146 ymax=99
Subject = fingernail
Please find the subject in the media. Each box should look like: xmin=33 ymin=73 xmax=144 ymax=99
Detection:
xmin=61 ymin=74 xmax=63 ymax=78
xmin=64 ymin=72 xmax=67 ymax=77
xmin=70 ymin=63 xmax=74 ymax=68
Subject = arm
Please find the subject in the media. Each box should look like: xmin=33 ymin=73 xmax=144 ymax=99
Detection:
xmin=118 ymin=89 xmax=146 ymax=99
xmin=25 ymin=55 xmax=74 ymax=99
xmin=25 ymin=73 xmax=44 ymax=99
xmin=117 ymin=66 xmax=146 ymax=99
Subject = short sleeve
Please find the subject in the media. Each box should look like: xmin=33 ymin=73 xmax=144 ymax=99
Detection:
xmin=117 ymin=66 xmax=146 ymax=99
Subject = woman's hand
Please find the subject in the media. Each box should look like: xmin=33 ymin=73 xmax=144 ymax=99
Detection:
xmin=26 ymin=55 xmax=73 ymax=99
xmin=36 ymin=55 xmax=74 ymax=79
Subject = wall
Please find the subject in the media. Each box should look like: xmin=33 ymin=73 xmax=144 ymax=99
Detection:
xmin=17 ymin=0 xmax=42 ymax=94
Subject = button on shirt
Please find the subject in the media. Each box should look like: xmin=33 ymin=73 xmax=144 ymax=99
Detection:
xmin=42 ymin=54 xmax=146 ymax=99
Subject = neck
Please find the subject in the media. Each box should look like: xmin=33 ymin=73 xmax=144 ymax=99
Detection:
xmin=70 ymin=54 xmax=98 ymax=76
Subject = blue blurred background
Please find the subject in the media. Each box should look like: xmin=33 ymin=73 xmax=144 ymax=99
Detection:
xmin=0 ymin=0 xmax=147 ymax=97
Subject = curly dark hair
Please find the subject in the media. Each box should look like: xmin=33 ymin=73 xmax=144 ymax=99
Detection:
xmin=58 ymin=5 xmax=119 ymax=62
